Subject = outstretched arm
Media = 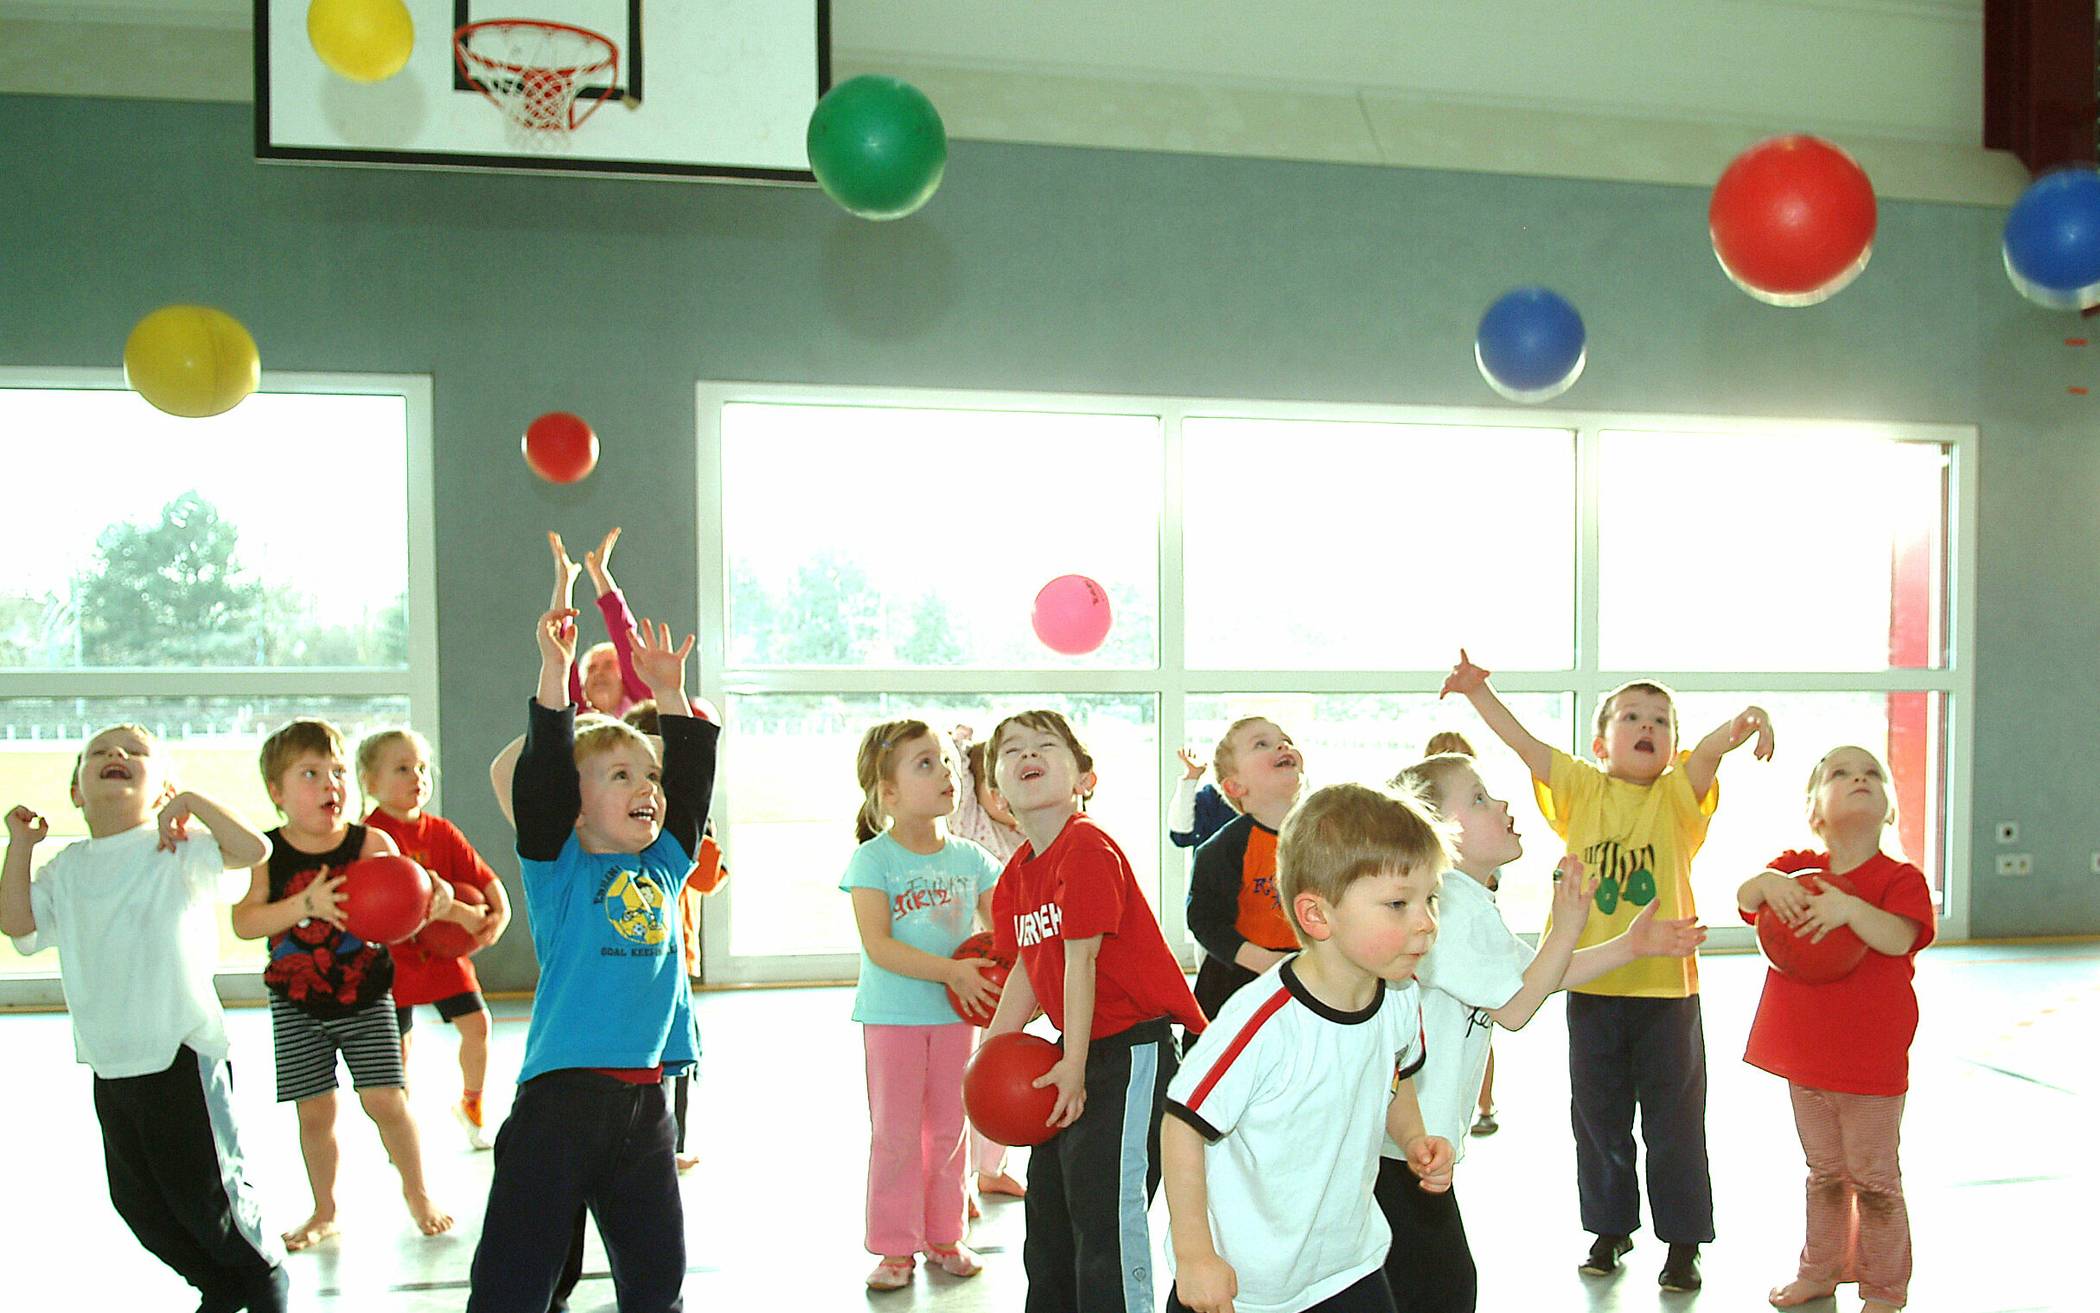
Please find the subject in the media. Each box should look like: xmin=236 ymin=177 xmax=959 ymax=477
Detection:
xmin=2 ymin=806 xmax=49 ymax=939
xmin=1683 ymin=704 xmax=1774 ymax=799
xmin=632 ymin=618 xmax=715 ymax=858
xmin=549 ymin=532 xmax=587 ymax=709
xmin=586 ymin=528 xmax=653 ymax=708
xmin=1442 ymin=649 xmax=1554 ymax=784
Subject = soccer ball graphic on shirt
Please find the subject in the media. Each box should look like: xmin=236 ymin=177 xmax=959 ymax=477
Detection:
xmin=604 ymin=869 xmax=670 ymax=946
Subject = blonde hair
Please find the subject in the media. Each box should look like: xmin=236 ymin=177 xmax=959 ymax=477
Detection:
xmin=1211 ymin=716 xmax=1280 ymax=816
xmin=574 ymin=714 xmax=654 ymax=768
xmin=1277 ymin=782 xmax=1451 ymax=946
xmin=986 ymin=710 xmax=1096 ymax=806
xmin=1805 ymin=744 xmax=1899 ymax=836
xmin=71 ymin=723 xmax=170 ymax=793
xmin=1388 ymin=753 xmax=1477 ymax=814
xmin=259 ymin=719 xmax=345 ymax=788
xmin=854 ymin=719 xmax=934 ymax=844
xmin=1423 ymin=731 xmax=1476 ymax=758
xmin=1594 ymin=680 xmax=1678 ymax=740
xmin=355 ymin=727 xmax=430 ymax=788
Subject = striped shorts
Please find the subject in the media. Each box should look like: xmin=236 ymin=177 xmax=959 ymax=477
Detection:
xmin=269 ymin=995 xmax=406 ymax=1104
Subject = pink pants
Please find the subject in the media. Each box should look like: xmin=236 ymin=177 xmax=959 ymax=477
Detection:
xmin=1789 ymin=1083 xmax=1911 ymax=1307
xmin=863 ymin=1023 xmax=973 ymax=1256
xmin=969 ymin=1025 xmax=1009 ymax=1180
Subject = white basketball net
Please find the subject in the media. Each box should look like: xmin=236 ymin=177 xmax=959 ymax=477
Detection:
xmin=455 ymin=21 xmax=617 ymax=133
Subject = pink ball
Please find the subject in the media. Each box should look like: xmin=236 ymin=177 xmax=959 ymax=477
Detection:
xmin=1031 ymin=574 xmax=1112 ymax=655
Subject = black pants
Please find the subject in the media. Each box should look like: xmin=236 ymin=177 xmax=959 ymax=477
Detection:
xmin=1375 ymin=1157 xmax=1476 ymax=1313
xmin=549 ymin=1073 xmax=692 ymax=1311
xmin=1169 ymin=1268 xmax=1394 ymax=1313
xmin=1023 ymin=1019 xmax=1177 ymax=1313
xmin=94 ymin=1046 xmax=288 ymax=1313
xmin=468 ymin=1071 xmax=684 ymax=1313
xmin=1567 ymin=992 xmax=1715 ymax=1244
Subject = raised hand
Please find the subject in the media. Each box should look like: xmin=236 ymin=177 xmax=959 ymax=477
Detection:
xmin=1176 ymin=747 xmax=1207 ymax=780
xmin=547 ymin=532 xmax=581 ymax=609
xmin=5 ymin=805 xmax=49 ymax=847
xmin=1732 ymin=705 xmax=1776 ymax=761
xmin=629 ymin=618 xmax=696 ymax=698
xmin=1548 ymin=853 xmax=1596 ymax=930
xmin=584 ymin=525 xmax=622 ymax=597
xmin=951 ymin=724 xmax=975 ymax=748
xmin=1441 ymin=648 xmax=1491 ymax=700
xmin=536 ymin=607 xmax=579 ymax=670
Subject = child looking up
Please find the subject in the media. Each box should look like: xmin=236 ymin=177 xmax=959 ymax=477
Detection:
xmin=1186 ymin=717 xmax=1305 ymax=1018
xmin=3 ymin=726 xmax=287 ymax=1311
xmin=1443 ymin=649 xmax=1771 ymax=1292
xmin=984 ymin=710 xmax=1205 ymax=1313
xmin=1164 ymin=782 xmax=1453 ymax=1313
xmin=1738 ymin=746 xmax=1933 ymax=1313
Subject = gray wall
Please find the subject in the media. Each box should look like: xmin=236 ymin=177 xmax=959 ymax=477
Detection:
xmin=5 ymin=96 xmax=2094 ymax=987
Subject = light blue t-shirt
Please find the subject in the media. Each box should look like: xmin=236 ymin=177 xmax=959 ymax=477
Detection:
xmin=840 ymin=832 xmax=1003 ymax=1025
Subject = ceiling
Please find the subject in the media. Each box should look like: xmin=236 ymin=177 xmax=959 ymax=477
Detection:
xmin=0 ymin=0 xmax=2024 ymax=203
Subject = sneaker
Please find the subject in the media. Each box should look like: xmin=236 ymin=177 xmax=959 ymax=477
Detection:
xmin=925 ymin=1243 xmax=983 ymax=1278
xmin=1579 ymin=1233 xmax=1633 ymax=1276
xmin=1659 ymin=1243 xmax=1702 ymax=1292
xmin=453 ymin=1099 xmax=491 ymax=1151
xmin=1469 ymin=1107 xmax=1499 ymax=1137
xmin=866 ymin=1255 xmax=915 ymax=1291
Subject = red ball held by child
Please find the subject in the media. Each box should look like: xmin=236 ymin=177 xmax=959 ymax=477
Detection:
xmin=1756 ymin=868 xmax=1870 ymax=984
xmin=945 ymin=931 xmax=1013 ymax=1025
xmin=408 ymin=879 xmax=485 ymax=958
xmin=963 ymin=1031 xmax=1062 ymax=1146
xmin=337 ymin=855 xmax=434 ymax=944
xmin=522 ymin=410 xmax=600 ymax=484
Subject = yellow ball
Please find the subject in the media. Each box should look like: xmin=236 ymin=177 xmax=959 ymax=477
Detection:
xmin=123 ymin=306 xmax=261 ymax=419
xmin=307 ymin=0 xmax=414 ymax=84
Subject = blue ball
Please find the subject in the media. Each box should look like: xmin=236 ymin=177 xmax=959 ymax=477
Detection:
xmin=1475 ymin=287 xmax=1587 ymax=403
xmin=2003 ymin=168 xmax=2100 ymax=310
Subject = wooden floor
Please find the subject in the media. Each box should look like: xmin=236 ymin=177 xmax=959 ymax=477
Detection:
xmin=3 ymin=942 xmax=2092 ymax=1311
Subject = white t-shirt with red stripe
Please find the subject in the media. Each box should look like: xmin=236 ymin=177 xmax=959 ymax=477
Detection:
xmin=1165 ymin=957 xmax=1426 ymax=1313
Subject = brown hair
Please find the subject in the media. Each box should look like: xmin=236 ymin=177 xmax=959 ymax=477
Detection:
xmin=854 ymin=719 xmax=934 ymax=844
xmin=985 ymin=710 xmax=1096 ymax=806
xmin=964 ymin=739 xmax=991 ymax=793
xmin=355 ymin=727 xmax=430 ymax=789
xmin=1211 ymin=716 xmax=1283 ymax=816
xmin=1594 ymin=680 xmax=1678 ymax=740
xmin=1423 ymin=731 xmax=1476 ymax=758
xmin=622 ymin=700 xmax=661 ymax=735
xmin=1388 ymin=753 xmax=1477 ymax=814
xmin=1277 ymin=782 xmax=1451 ymax=946
xmin=259 ymin=719 xmax=345 ymax=788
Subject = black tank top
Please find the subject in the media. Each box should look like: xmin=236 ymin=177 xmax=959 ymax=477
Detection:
xmin=262 ymin=825 xmax=394 ymax=1018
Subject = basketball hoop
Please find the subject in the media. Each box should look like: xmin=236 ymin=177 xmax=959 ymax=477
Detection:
xmin=454 ymin=20 xmax=618 ymax=133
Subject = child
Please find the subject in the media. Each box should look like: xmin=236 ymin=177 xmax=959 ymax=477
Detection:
xmin=943 ymin=723 xmax=1031 ymax=1205
xmin=1380 ymin=753 xmax=1705 ymax=1312
xmin=233 ymin=718 xmax=459 ymax=1250
xmin=1421 ymin=731 xmax=1500 ymax=1136
xmin=982 ymin=710 xmax=1205 ymax=1313
xmin=1186 ymin=717 xmax=1305 ymax=1019
xmin=466 ymin=608 xmax=719 ymax=1313
xmin=1168 ymin=747 xmax=1235 ymax=850
xmin=1738 ymin=745 xmax=1933 ymax=1313
xmin=550 ymin=526 xmax=651 ymax=716
xmin=2 ymin=726 xmax=289 ymax=1312
xmin=1443 ymin=648 xmax=1771 ymax=1291
xmin=841 ymin=719 xmax=1005 ymax=1290
xmin=356 ymin=727 xmax=510 ymax=1150
xmin=1164 ymin=782 xmax=1452 ymax=1313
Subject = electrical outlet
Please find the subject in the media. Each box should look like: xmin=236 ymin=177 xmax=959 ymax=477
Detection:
xmin=2091 ymin=851 xmax=2100 ymax=875
xmin=1995 ymin=822 xmax=2019 ymax=844
xmin=1996 ymin=853 xmax=2033 ymax=877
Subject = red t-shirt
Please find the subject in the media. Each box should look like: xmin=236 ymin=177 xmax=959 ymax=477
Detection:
xmin=1741 ymin=849 xmax=1937 ymax=1095
xmin=365 ymin=810 xmax=500 ymax=1007
xmin=993 ymin=813 xmax=1204 ymax=1041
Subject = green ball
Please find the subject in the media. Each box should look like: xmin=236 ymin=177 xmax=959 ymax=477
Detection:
xmin=806 ymin=75 xmax=947 ymax=220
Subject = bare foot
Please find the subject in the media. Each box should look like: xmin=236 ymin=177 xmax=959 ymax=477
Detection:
xmin=1768 ymin=1278 xmax=1838 ymax=1307
xmin=406 ymin=1192 xmax=454 ymax=1236
xmin=976 ymin=1171 xmax=1026 ymax=1199
xmin=675 ymin=1152 xmax=700 ymax=1173
xmin=282 ymin=1211 xmax=338 ymax=1251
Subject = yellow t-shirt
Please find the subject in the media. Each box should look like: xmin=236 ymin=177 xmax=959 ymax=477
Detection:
xmin=1532 ymin=748 xmax=1717 ymax=998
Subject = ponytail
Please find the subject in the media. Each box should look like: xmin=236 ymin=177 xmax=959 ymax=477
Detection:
xmin=853 ymin=718 xmax=933 ymax=844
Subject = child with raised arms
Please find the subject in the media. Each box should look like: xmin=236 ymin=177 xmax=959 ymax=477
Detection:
xmin=983 ymin=709 xmax=1205 ymax=1313
xmin=1738 ymin=745 xmax=1933 ymax=1313
xmin=842 ymin=719 xmax=1004 ymax=1290
xmin=3 ymin=725 xmax=288 ymax=1311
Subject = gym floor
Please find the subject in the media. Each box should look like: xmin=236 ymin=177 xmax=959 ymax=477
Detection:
xmin=4 ymin=941 xmax=2091 ymax=1312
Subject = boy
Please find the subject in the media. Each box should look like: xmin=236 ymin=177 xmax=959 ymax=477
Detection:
xmin=467 ymin=608 xmax=719 ymax=1313
xmin=1443 ymin=649 xmax=1771 ymax=1291
xmin=1187 ymin=717 xmax=1305 ymax=1018
xmin=1163 ymin=783 xmax=1453 ymax=1313
xmin=3 ymin=725 xmax=288 ymax=1312
xmin=233 ymin=718 xmax=461 ymax=1250
xmin=983 ymin=710 xmax=1205 ymax=1313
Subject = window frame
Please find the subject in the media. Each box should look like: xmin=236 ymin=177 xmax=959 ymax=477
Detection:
xmin=0 ymin=367 xmax=440 ymax=1005
xmin=696 ymin=382 xmax=1974 ymax=985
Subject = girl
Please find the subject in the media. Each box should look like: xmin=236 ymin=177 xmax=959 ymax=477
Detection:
xmin=841 ymin=720 xmax=1005 ymax=1291
xmin=1423 ymin=731 xmax=1500 ymax=1137
xmin=357 ymin=728 xmax=510 ymax=1150
xmin=1738 ymin=745 xmax=1934 ymax=1313
xmin=548 ymin=526 xmax=652 ymax=716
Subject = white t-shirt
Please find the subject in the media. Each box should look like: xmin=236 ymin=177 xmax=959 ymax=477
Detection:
xmin=8 ymin=823 xmax=238 ymax=1078
xmin=1383 ymin=869 xmax=1531 ymax=1162
xmin=1166 ymin=958 xmax=1425 ymax=1313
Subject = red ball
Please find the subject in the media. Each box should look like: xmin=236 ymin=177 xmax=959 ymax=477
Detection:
xmin=1709 ymin=135 xmax=1877 ymax=305
xmin=1756 ymin=869 xmax=1869 ymax=985
xmin=338 ymin=855 xmax=433 ymax=944
xmin=945 ymin=931 xmax=1014 ymax=1026
xmin=522 ymin=411 xmax=599 ymax=484
xmin=409 ymin=880 xmax=487 ymax=959
xmin=963 ymin=1032 xmax=1062 ymax=1146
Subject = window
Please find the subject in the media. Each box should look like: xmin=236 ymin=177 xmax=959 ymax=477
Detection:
xmin=0 ymin=373 xmax=436 ymax=981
